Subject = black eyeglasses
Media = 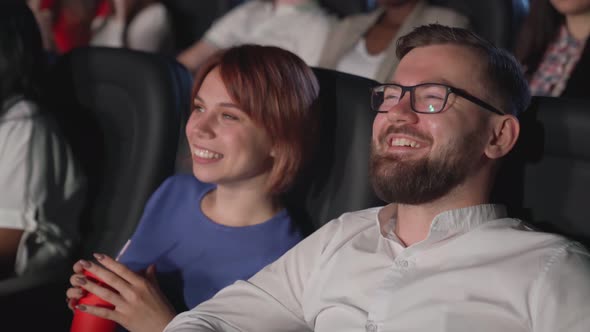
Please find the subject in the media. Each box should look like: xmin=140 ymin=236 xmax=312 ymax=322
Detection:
xmin=370 ymin=83 xmax=504 ymax=115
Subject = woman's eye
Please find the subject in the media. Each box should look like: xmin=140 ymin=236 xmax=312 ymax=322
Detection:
xmin=222 ymin=113 xmax=239 ymax=121
xmin=193 ymin=105 xmax=205 ymax=113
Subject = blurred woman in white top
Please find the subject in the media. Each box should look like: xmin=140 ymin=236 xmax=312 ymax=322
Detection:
xmin=0 ymin=1 xmax=86 ymax=279
xmin=176 ymin=0 xmax=336 ymax=74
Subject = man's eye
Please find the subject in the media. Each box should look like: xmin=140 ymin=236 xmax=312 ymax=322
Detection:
xmin=424 ymin=95 xmax=445 ymax=100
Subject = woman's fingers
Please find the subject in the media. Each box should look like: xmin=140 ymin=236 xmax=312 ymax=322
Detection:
xmin=75 ymin=304 xmax=122 ymax=323
xmin=72 ymin=259 xmax=88 ymax=273
xmin=92 ymin=253 xmax=147 ymax=289
xmin=73 ymin=274 xmax=125 ymax=308
xmin=66 ymin=287 xmax=86 ymax=310
xmin=75 ymin=257 xmax=133 ymax=296
xmin=67 ymin=298 xmax=77 ymax=311
xmin=75 ymin=254 xmax=149 ymax=304
xmin=66 ymin=286 xmax=85 ymax=300
xmin=69 ymin=272 xmax=87 ymax=288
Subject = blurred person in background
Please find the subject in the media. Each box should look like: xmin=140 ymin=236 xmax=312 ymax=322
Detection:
xmin=318 ymin=0 xmax=468 ymax=82
xmin=65 ymin=44 xmax=320 ymax=332
xmin=515 ymin=0 xmax=590 ymax=99
xmin=176 ymin=0 xmax=336 ymax=74
xmin=27 ymin=0 xmax=173 ymax=54
xmin=0 ymin=1 xmax=86 ymax=279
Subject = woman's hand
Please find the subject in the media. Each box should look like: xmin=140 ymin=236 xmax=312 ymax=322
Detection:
xmin=66 ymin=259 xmax=88 ymax=310
xmin=67 ymin=253 xmax=176 ymax=332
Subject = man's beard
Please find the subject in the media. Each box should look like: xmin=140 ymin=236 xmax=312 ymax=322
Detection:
xmin=369 ymin=128 xmax=485 ymax=205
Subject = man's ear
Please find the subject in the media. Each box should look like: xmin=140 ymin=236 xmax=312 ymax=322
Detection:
xmin=484 ymin=115 xmax=520 ymax=160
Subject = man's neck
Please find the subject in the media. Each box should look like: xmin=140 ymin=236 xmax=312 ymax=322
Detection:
xmin=392 ymin=177 xmax=491 ymax=247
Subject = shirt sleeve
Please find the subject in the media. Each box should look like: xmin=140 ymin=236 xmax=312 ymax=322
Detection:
xmin=0 ymin=112 xmax=38 ymax=230
xmin=126 ymin=3 xmax=173 ymax=52
xmin=202 ymin=1 xmax=257 ymax=49
xmin=90 ymin=17 xmax=125 ymax=48
xmin=530 ymin=242 xmax=590 ymax=332
xmin=164 ymin=218 xmax=345 ymax=332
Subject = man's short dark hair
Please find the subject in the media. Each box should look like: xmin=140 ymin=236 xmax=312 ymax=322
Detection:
xmin=396 ymin=24 xmax=531 ymax=117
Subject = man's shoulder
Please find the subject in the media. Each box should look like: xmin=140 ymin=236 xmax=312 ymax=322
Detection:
xmin=322 ymin=206 xmax=382 ymax=227
xmin=337 ymin=206 xmax=383 ymax=222
xmin=476 ymin=217 xmax=589 ymax=261
xmin=311 ymin=207 xmax=383 ymax=244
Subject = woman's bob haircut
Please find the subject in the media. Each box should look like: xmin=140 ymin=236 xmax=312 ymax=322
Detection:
xmin=190 ymin=44 xmax=320 ymax=195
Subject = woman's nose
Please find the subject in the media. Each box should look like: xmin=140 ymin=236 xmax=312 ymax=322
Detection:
xmin=187 ymin=112 xmax=215 ymax=138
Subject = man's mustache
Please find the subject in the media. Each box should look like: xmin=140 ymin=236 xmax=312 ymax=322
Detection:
xmin=376 ymin=125 xmax=433 ymax=147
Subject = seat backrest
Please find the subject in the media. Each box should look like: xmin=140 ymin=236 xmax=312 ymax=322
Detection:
xmin=492 ymin=96 xmax=590 ymax=247
xmin=430 ymin=0 xmax=528 ymax=49
xmin=47 ymin=47 xmax=183 ymax=258
xmin=286 ymin=68 xmax=384 ymax=232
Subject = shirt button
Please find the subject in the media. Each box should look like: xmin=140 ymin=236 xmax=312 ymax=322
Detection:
xmin=400 ymin=260 xmax=408 ymax=268
xmin=365 ymin=321 xmax=378 ymax=332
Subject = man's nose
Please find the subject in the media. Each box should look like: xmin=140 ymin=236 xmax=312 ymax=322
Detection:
xmin=384 ymin=93 xmax=418 ymax=124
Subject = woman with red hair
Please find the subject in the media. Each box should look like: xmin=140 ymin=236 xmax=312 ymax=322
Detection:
xmin=66 ymin=44 xmax=320 ymax=332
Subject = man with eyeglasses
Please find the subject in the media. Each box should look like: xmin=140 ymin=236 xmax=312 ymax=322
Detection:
xmin=164 ymin=24 xmax=590 ymax=332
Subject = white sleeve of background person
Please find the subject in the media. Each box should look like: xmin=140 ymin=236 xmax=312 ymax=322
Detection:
xmin=0 ymin=100 xmax=40 ymax=234
xmin=202 ymin=1 xmax=262 ymax=49
xmin=126 ymin=3 xmax=173 ymax=53
xmin=90 ymin=15 xmax=125 ymax=48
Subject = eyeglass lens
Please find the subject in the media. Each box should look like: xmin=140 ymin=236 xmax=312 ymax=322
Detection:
xmin=373 ymin=84 xmax=448 ymax=113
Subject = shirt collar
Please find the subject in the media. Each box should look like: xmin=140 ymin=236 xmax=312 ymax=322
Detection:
xmin=379 ymin=204 xmax=508 ymax=244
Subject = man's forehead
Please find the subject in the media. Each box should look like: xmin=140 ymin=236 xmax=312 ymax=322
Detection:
xmin=390 ymin=44 xmax=484 ymax=88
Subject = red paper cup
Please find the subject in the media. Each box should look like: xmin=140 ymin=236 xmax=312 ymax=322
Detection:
xmin=70 ymin=270 xmax=117 ymax=332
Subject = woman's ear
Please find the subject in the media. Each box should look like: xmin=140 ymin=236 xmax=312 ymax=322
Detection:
xmin=484 ymin=115 xmax=520 ymax=160
xmin=270 ymin=146 xmax=276 ymax=158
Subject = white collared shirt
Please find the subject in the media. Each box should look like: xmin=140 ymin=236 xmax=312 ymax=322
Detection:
xmin=203 ymin=0 xmax=335 ymax=66
xmin=165 ymin=204 xmax=590 ymax=332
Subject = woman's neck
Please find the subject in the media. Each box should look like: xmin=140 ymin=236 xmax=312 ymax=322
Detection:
xmin=566 ymin=11 xmax=590 ymax=41
xmin=201 ymin=184 xmax=281 ymax=228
